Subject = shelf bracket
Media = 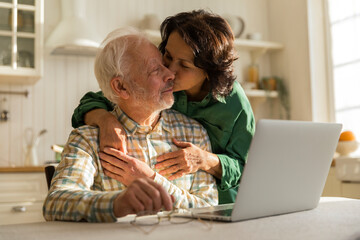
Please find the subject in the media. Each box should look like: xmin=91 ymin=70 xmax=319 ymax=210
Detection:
xmin=0 ymin=90 xmax=29 ymax=98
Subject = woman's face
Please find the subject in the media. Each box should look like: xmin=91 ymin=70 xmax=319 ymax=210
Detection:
xmin=163 ymin=31 xmax=208 ymax=99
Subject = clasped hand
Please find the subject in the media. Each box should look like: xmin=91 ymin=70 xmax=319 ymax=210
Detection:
xmin=155 ymin=138 xmax=206 ymax=180
xmin=99 ymin=148 xmax=155 ymax=186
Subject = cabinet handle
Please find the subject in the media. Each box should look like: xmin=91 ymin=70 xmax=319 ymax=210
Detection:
xmin=12 ymin=206 xmax=26 ymax=212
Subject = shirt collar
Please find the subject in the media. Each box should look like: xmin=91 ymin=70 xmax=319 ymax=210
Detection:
xmin=112 ymin=106 xmax=171 ymax=136
xmin=215 ymin=94 xmax=226 ymax=104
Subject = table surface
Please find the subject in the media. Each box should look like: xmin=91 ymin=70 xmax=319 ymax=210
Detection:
xmin=1 ymin=197 xmax=359 ymax=240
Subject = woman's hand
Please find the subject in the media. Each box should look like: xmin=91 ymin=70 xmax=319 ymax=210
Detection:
xmin=99 ymin=147 xmax=155 ymax=186
xmin=84 ymin=109 xmax=127 ymax=153
xmin=155 ymin=138 xmax=222 ymax=180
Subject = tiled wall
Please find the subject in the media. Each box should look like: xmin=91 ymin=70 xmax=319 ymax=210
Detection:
xmin=0 ymin=0 xmax=271 ymax=166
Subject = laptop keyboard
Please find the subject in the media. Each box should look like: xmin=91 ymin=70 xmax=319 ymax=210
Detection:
xmin=199 ymin=208 xmax=233 ymax=217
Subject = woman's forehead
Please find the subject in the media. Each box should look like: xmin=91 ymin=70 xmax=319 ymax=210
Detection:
xmin=166 ymin=31 xmax=194 ymax=62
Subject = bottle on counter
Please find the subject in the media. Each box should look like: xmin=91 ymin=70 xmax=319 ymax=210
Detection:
xmin=248 ymin=64 xmax=259 ymax=89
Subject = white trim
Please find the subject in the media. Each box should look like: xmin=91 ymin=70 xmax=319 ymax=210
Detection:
xmin=307 ymin=0 xmax=332 ymax=122
xmin=323 ymin=0 xmax=339 ymax=123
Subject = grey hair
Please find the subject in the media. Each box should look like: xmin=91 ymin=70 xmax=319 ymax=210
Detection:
xmin=94 ymin=27 xmax=148 ymax=103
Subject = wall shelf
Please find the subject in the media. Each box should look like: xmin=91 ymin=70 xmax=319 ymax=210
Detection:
xmin=234 ymin=38 xmax=283 ymax=64
xmin=234 ymin=38 xmax=284 ymax=52
xmin=244 ymin=89 xmax=278 ymax=98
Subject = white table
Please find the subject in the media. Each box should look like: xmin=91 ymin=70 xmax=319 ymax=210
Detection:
xmin=1 ymin=197 xmax=359 ymax=240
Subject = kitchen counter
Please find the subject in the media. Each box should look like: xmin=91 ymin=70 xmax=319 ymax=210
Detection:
xmin=0 ymin=166 xmax=44 ymax=173
xmin=1 ymin=197 xmax=359 ymax=240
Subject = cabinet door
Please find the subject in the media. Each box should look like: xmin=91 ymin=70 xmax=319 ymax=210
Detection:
xmin=0 ymin=201 xmax=45 ymax=225
xmin=0 ymin=172 xmax=47 ymax=225
xmin=322 ymin=167 xmax=342 ymax=197
xmin=0 ymin=172 xmax=48 ymax=203
xmin=341 ymin=183 xmax=360 ymax=199
xmin=0 ymin=0 xmax=43 ymax=84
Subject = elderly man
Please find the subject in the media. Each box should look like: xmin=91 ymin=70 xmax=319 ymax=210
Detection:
xmin=43 ymin=28 xmax=218 ymax=222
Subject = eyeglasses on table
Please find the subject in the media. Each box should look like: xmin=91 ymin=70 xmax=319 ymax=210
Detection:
xmin=130 ymin=209 xmax=212 ymax=234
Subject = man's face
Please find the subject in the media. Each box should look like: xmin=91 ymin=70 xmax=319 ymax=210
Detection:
xmin=128 ymin=40 xmax=175 ymax=113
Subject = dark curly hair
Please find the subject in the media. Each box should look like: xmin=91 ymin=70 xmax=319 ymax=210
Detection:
xmin=159 ymin=10 xmax=238 ymax=99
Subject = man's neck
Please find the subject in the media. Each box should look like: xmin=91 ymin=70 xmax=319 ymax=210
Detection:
xmin=117 ymin=103 xmax=161 ymax=128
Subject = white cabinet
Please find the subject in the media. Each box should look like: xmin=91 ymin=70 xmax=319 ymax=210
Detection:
xmin=322 ymin=167 xmax=360 ymax=199
xmin=0 ymin=170 xmax=48 ymax=225
xmin=0 ymin=0 xmax=43 ymax=84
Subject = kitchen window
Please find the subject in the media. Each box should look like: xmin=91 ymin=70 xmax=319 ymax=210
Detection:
xmin=326 ymin=0 xmax=360 ymax=147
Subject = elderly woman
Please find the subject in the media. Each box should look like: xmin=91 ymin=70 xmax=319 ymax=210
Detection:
xmin=71 ymin=10 xmax=255 ymax=204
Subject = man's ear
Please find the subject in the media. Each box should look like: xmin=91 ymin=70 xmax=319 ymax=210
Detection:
xmin=110 ymin=77 xmax=130 ymax=99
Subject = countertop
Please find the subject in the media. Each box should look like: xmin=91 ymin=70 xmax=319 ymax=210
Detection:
xmin=0 ymin=166 xmax=45 ymax=173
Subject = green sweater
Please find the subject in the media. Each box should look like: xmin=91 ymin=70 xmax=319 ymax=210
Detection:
xmin=71 ymin=81 xmax=255 ymax=204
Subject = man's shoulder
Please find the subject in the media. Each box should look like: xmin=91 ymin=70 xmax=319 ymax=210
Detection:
xmin=71 ymin=125 xmax=100 ymax=142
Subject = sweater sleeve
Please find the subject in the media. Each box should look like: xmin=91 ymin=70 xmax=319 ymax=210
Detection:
xmin=71 ymin=91 xmax=114 ymax=128
xmin=216 ymin=106 xmax=255 ymax=203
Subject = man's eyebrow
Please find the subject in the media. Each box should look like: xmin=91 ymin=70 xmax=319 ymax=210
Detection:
xmin=146 ymin=58 xmax=160 ymax=72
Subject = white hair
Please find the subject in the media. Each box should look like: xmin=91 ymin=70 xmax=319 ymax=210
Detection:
xmin=94 ymin=27 xmax=148 ymax=103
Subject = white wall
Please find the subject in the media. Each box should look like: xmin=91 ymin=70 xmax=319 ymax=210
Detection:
xmin=268 ymin=0 xmax=313 ymax=121
xmin=267 ymin=0 xmax=331 ymax=122
xmin=0 ymin=0 xmax=275 ymax=167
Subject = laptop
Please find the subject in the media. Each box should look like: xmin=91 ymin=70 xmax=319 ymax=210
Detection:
xmin=180 ymin=119 xmax=342 ymax=222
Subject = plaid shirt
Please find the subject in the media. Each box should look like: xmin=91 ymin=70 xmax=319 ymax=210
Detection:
xmin=43 ymin=107 xmax=218 ymax=222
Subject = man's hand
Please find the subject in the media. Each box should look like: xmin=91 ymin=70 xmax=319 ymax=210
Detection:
xmin=100 ymin=147 xmax=155 ymax=186
xmin=155 ymin=138 xmax=222 ymax=180
xmin=113 ymin=178 xmax=174 ymax=218
xmin=84 ymin=109 xmax=127 ymax=154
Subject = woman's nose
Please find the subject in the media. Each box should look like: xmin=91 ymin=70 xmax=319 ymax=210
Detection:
xmin=164 ymin=66 xmax=175 ymax=82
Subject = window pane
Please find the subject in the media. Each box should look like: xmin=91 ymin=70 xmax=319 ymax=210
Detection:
xmin=356 ymin=0 xmax=360 ymax=15
xmin=333 ymin=62 xmax=360 ymax=111
xmin=18 ymin=0 xmax=35 ymax=6
xmin=357 ymin=16 xmax=360 ymax=60
xmin=0 ymin=7 xmax=11 ymax=31
xmin=18 ymin=10 xmax=34 ymax=33
xmin=328 ymin=0 xmax=357 ymax=22
xmin=17 ymin=37 xmax=34 ymax=68
xmin=331 ymin=17 xmax=359 ymax=66
xmin=0 ymin=36 xmax=12 ymax=66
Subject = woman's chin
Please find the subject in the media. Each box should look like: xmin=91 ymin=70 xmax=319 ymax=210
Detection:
xmin=172 ymin=85 xmax=184 ymax=92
